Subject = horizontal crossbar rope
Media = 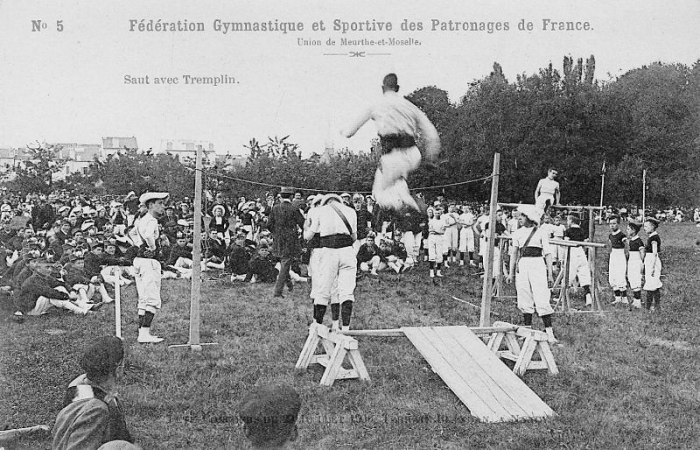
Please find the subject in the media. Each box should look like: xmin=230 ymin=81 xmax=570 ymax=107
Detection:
xmin=193 ymin=167 xmax=492 ymax=194
xmin=498 ymin=202 xmax=605 ymax=211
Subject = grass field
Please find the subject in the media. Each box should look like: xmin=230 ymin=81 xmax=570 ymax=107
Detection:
xmin=2 ymin=223 xmax=700 ymax=449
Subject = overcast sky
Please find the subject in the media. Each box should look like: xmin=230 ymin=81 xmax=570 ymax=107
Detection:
xmin=1 ymin=0 xmax=698 ymax=156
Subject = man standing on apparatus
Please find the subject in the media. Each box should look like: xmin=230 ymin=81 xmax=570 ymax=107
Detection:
xmin=535 ymin=168 xmax=561 ymax=213
xmin=341 ymin=73 xmax=441 ymax=212
xmin=133 ymin=192 xmax=169 ymax=343
xmin=269 ymin=187 xmax=305 ymax=298
xmin=304 ymin=194 xmax=357 ymax=331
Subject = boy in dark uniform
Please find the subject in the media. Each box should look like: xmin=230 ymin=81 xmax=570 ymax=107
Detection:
xmin=626 ymin=222 xmax=645 ymax=309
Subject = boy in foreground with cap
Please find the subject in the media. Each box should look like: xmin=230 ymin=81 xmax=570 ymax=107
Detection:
xmin=52 ymin=336 xmax=135 ymax=449
xmin=132 ymin=192 xmax=169 ymax=343
xmin=239 ymin=384 xmax=301 ymax=449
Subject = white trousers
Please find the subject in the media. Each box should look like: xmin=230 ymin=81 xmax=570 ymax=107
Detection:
xmin=568 ymin=247 xmax=591 ymax=287
xmin=535 ymin=194 xmax=554 ymax=211
xmin=134 ymin=257 xmax=162 ymax=314
xmin=313 ymin=247 xmax=356 ymax=306
xmin=608 ymin=249 xmax=627 ymax=291
xmin=459 ymin=227 xmax=475 ymax=252
xmin=643 ymin=254 xmax=663 ymax=291
xmin=427 ymin=234 xmax=444 ymax=263
xmin=627 ymin=253 xmax=643 ymax=291
xmin=515 ymin=257 xmax=553 ymax=316
xmin=401 ymin=231 xmax=420 ymax=264
xmin=373 ymin=147 xmax=421 ymax=210
xmin=444 ymin=226 xmax=459 ymax=251
xmin=484 ymin=246 xmax=502 ymax=277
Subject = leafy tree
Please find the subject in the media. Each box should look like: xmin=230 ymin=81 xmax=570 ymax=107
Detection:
xmin=61 ymin=148 xmax=195 ymax=200
xmin=7 ymin=142 xmax=67 ymax=195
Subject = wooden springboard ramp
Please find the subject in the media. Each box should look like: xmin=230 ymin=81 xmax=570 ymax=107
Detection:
xmin=402 ymin=326 xmax=555 ymax=422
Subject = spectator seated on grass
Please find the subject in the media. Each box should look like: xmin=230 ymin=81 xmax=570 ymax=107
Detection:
xmin=11 ymin=255 xmax=103 ymax=323
xmin=246 ymin=242 xmax=278 ymax=284
xmin=52 ymin=336 xmax=135 ymax=450
xmin=204 ymin=229 xmax=228 ymax=271
xmin=357 ymin=232 xmax=382 ymax=275
xmin=378 ymin=236 xmax=408 ymax=274
xmin=60 ymin=247 xmax=110 ymax=306
xmin=228 ymin=232 xmax=252 ymax=282
xmin=390 ymin=229 xmax=412 ymax=271
xmin=164 ymin=231 xmax=195 ymax=279
xmin=239 ymin=384 xmax=301 ymax=450
xmin=100 ymin=240 xmax=135 ymax=288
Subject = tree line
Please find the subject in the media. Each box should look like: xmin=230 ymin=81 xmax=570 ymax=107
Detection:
xmin=4 ymin=56 xmax=699 ymax=208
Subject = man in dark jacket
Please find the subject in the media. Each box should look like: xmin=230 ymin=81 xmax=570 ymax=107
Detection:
xmin=32 ymin=196 xmax=55 ymax=230
xmin=268 ymin=187 xmax=305 ymax=298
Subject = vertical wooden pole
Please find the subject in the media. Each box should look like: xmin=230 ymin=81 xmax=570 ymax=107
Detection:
xmin=590 ymin=247 xmax=599 ymax=310
xmin=587 ymin=209 xmax=597 ymax=310
xmin=600 ymin=172 xmax=605 ymax=215
xmin=563 ymin=247 xmax=571 ymax=311
xmin=643 ymin=170 xmax=647 ymax=219
xmin=480 ymin=153 xmax=500 ymax=327
xmin=189 ymin=145 xmax=203 ymax=346
xmin=114 ymin=269 xmax=121 ymax=339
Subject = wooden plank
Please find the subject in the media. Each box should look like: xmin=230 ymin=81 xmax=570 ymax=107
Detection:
xmin=514 ymin=336 xmax=538 ymax=377
xmin=525 ymin=361 xmax=549 ymax=370
xmin=347 ymin=349 xmax=371 ymax=382
xmin=550 ymin=239 xmax=606 ymax=249
xmin=538 ymin=342 xmax=560 ymax=375
xmin=446 ymin=327 xmax=554 ymax=419
xmin=402 ymin=327 xmax=504 ymax=422
xmin=515 ymin=328 xmax=550 ymax=341
xmin=504 ymin=333 xmax=521 ymax=357
xmin=340 ymin=329 xmax=405 ymax=337
xmin=429 ymin=328 xmax=531 ymax=420
xmin=333 ymin=369 xmax=360 ymax=381
xmin=340 ymin=326 xmax=519 ymax=338
xmin=295 ymin=326 xmax=320 ymax=369
xmin=320 ymin=345 xmax=347 ymax=387
xmin=487 ymin=332 xmax=504 ymax=353
xmin=470 ymin=326 xmax=519 ymax=336
xmin=313 ymin=355 xmax=330 ymax=367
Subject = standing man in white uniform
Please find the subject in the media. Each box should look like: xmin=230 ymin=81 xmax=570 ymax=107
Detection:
xmin=304 ymin=194 xmax=357 ymax=331
xmin=535 ymin=168 xmax=561 ymax=213
xmin=506 ymin=205 xmax=558 ymax=343
xmin=458 ymin=204 xmax=476 ymax=267
xmin=341 ymin=73 xmax=441 ymax=212
xmin=133 ymin=192 xmax=168 ymax=343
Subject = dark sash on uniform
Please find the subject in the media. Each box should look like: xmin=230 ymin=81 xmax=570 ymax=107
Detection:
xmin=380 ymin=134 xmax=416 ymax=155
xmin=321 ymin=203 xmax=354 ymax=249
xmin=320 ymin=234 xmax=354 ymax=249
xmin=519 ymin=227 xmax=539 ymax=258
xmin=521 ymin=247 xmax=543 ymax=257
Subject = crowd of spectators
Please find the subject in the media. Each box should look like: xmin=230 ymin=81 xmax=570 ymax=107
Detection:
xmin=2 ymin=187 xmax=696 ymax=324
